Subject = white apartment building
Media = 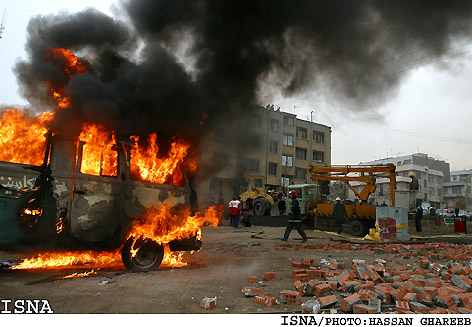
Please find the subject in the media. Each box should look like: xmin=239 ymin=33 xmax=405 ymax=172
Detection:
xmin=443 ymin=170 xmax=472 ymax=211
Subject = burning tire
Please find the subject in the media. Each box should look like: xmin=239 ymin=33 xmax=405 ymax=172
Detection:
xmin=121 ymin=237 xmax=164 ymax=272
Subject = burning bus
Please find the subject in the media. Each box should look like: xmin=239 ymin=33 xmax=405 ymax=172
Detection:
xmin=0 ymin=110 xmax=219 ymax=271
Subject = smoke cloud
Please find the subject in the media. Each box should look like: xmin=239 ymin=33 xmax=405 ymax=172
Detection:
xmin=13 ymin=0 xmax=472 ymax=141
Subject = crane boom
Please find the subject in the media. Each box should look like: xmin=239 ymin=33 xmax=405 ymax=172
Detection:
xmin=307 ymin=164 xmax=397 ymax=206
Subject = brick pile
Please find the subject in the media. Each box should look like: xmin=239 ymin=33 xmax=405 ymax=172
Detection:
xmin=243 ymin=241 xmax=472 ymax=313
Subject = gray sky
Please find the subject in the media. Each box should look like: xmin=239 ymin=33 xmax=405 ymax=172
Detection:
xmin=1 ymin=1 xmax=471 ymax=172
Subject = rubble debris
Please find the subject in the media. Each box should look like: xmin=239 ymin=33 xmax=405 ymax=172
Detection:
xmin=242 ymin=287 xmax=263 ymax=297
xmin=264 ymin=272 xmax=276 ymax=281
xmin=301 ymin=299 xmax=320 ymax=314
xmin=200 ymin=297 xmax=217 ymax=309
xmin=241 ymin=240 xmax=472 ymax=314
xmin=254 ymin=295 xmax=276 ymax=307
xmin=279 ymin=291 xmax=300 ymax=305
xmin=247 ymin=276 xmax=258 ymax=283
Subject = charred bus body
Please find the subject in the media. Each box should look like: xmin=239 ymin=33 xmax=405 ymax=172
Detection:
xmin=0 ymin=132 xmax=200 ymax=271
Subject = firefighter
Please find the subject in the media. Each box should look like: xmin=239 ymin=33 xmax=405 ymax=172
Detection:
xmin=332 ymin=197 xmax=347 ymax=234
xmin=228 ymin=196 xmax=242 ymax=228
xmin=282 ymin=190 xmax=308 ymax=243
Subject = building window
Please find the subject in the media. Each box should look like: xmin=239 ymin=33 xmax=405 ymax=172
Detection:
xmin=270 ymin=119 xmax=279 ymax=132
xmin=424 ymin=180 xmax=427 ymax=187
xmin=295 ymin=168 xmax=306 ymax=180
xmin=269 ymin=140 xmax=278 ymax=154
xmin=296 ymin=127 xmax=307 ymax=139
xmin=239 ymin=158 xmax=260 ymax=172
xmin=437 ymin=177 xmax=442 ymax=184
xmin=438 ymin=189 xmax=442 ymax=196
xmin=416 ymin=171 xmax=421 ymax=179
xmin=468 ymin=186 xmax=471 ymax=194
xmin=282 ymin=155 xmax=293 ymax=167
xmin=313 ymin=131 xmax=324 ymax=143
xmin=283 ymin=134 xmax=294 ymax=146
xmin=313 ymin=151 xmax=324 ymax=163
xmin=283 ymin=115 xmax=294 ymax=126
xmin=379 ymin=184 xmax=384 ymax=196
xmin=428 ymin=175 xmax=433 ymax=183
xmin=403 ymin=159 xmax=411 ymax=165
xmin=429 ymin=188 xmax=434 ymax=196
xmin=269 ymin=162 xmax=277 ymax=175
xmin=452 ymin=186 xmax=462 ymax=194
xmin=296 ymin=148 xmax=307 ymax=160
xmin=281 ymin=176 xmax=290 ymax=187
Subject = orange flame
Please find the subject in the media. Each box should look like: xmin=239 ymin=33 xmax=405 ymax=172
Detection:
xmin=79 ymin=123 xmax=118 ymax=176
xmin=127 ymin=204 xmax=220 ymax=245
xmin=0 ymin=109 xmax=53 ymax=166
xmin=45 ymin=47 xmax=87 ymax=77
xmin=130 ymin=134 xmax=189 ymax=185
xmin=11 ymin=250 xmax=121 ymax=270
xmin=44 ymin=47 xmax=86 ymax=110
xmin=60 ymin=269 xmax=99 ymax=279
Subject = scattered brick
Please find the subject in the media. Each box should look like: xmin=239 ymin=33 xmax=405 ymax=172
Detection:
xmin=314 ymin=283 xmax=331 ymax=297
xmin=353 ymin=304 xmax=376 ymax=314
xmin=200 ymin=297 xmax=216 ymax=309
xmin=247 ymin=276 xmax=258 ymax=283
xmin=343 ymin=281 xmax=362 ymax=293
xmin=403 ymin=293 xmax=417 ymax=303
xmin=318 ymin=294 xmax=338 ymax=308
xmin=292 ymin=269 xmax=306 ymax=279
xmin=254 ymin=295 xmax=276 ymax=307
xmin=396 ymin=301 xmax=410 ymax=313
xmin=435 ymin=295 xmax=455 ymax=308
xmin=242 ymin=287 xmax=263 ymax=297
xmin=301 ymin=300 xmax=320 ymax=314
xmin=302 ymin=258 xmax=314 ymax=266
xmin=358 ymin=289 xmax=379 ymax=301
xmin=264 ymin=272 xmax=276 ymax=281
xmin=357 ymin=281 xmax=375 ymax=291
xmin=295 ymin=274 xmax=309 ymax=283
xmin=294 ymin=280 xmax=305 ymax=296
xmin=368 ymin=298 xmax=381 ymax=313
xmin=280 ymin=291 xmax=300 ymax=305
xmin=342 ymin=293 xmax=361 ymax=312
xmin=451 ymin=275 xmax=472 ymax=292
xmin=410 ymin=301 xmax=431 ymax=314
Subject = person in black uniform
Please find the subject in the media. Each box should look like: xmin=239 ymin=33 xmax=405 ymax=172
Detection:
xmin=415 ymin=206 xmax=423 ymax=233
xmin=282 ymin=190 xmax=308 ymax=243
xmin=332 ymin=197 xmax=347 ymax=234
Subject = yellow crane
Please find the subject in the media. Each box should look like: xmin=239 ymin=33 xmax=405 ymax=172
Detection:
xmin=305 ymin=164 xmax=397 ymax=236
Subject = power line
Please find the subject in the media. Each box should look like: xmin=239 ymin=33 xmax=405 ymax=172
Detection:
xmin=328 ymin=118 xmax=472 ymax=145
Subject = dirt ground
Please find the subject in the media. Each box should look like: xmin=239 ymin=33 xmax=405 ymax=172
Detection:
xmin=0 ymin=220 xmax=470 ymax=314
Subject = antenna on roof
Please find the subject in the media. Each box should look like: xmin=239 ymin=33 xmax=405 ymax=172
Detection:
xmin=0 ymin=10 xmax=7 ymax=39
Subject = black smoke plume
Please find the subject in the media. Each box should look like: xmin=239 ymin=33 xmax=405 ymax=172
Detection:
xmin=13 ymin=0 xmax=472 ymax=141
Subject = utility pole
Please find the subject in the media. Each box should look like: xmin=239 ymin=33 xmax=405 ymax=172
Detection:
xmin=0 ymin=10 xmax=6 ymax=39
